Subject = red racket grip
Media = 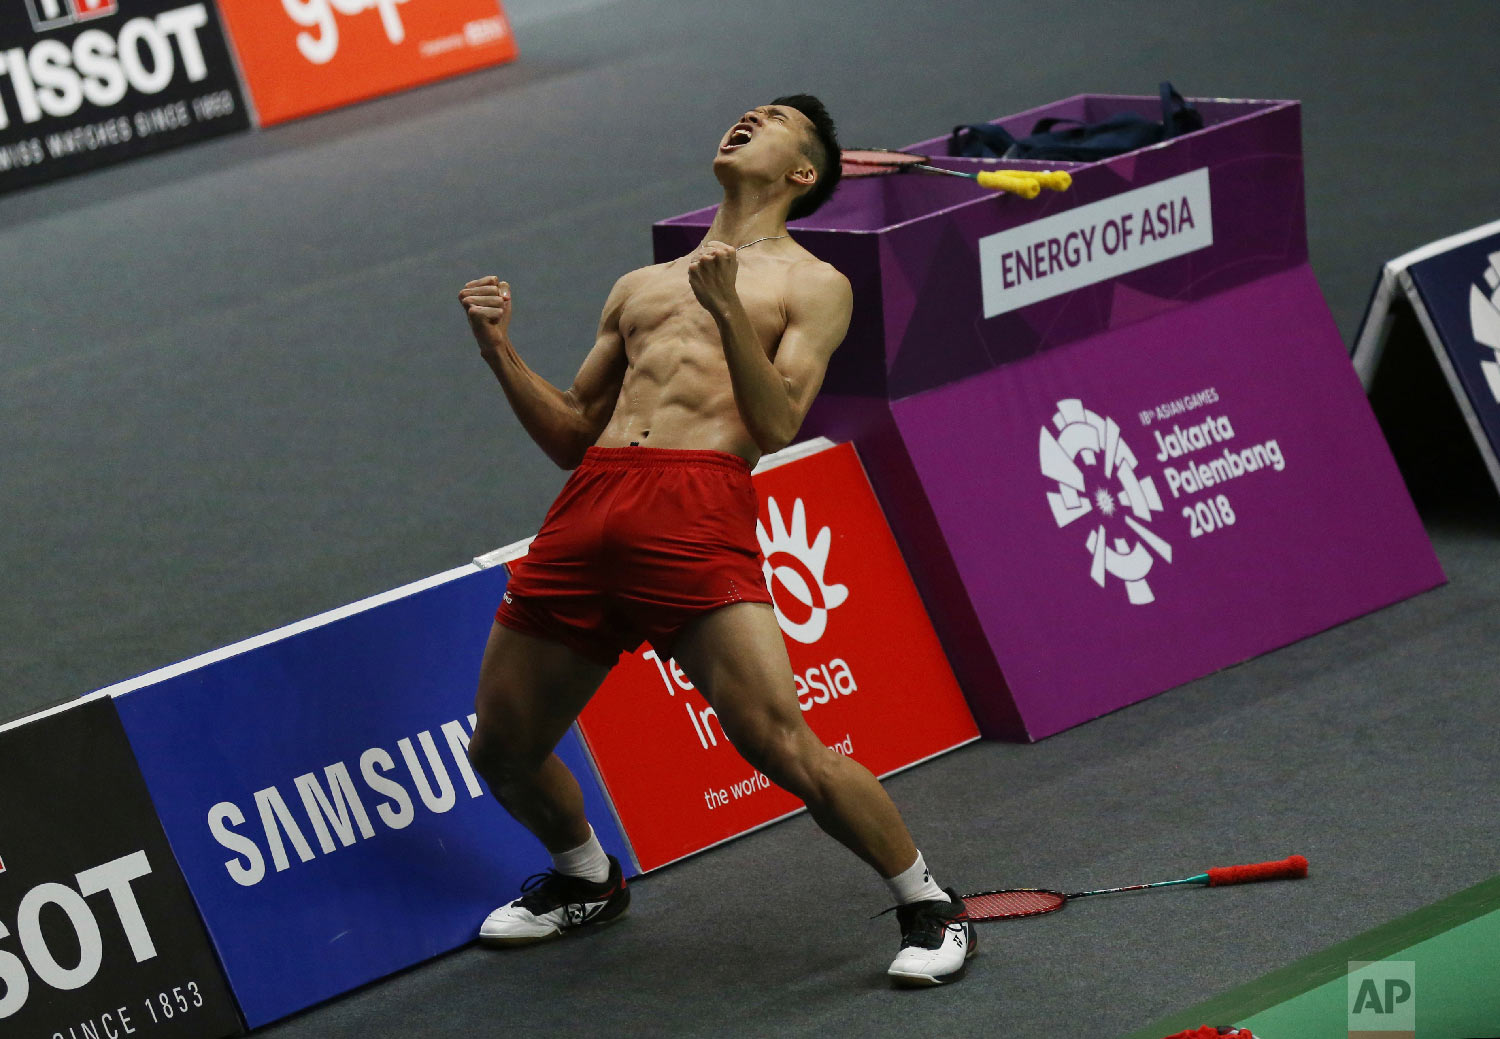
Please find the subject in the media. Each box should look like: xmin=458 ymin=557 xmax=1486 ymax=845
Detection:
xmin=1206 ymin=854 xmax=1308 ymax=886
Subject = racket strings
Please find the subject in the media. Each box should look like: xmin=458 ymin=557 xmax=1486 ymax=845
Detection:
xmin=962 ymin=889 xmax=1066 ymax=920
xmin=839 ymin=149 xmax=931 ymax=177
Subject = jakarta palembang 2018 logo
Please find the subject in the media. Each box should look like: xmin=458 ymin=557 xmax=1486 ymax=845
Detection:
xmin=757 ymin=497 xmax=848 ymax=644
xmin=1470 ymin=251 xmax=1500 ymax=403
xmin=1040 ymin=398 xmax=1174 ymax=604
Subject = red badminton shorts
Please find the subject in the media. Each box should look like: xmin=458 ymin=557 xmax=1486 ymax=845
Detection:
xmin=495 ymin=446 xmax=773 ymax=665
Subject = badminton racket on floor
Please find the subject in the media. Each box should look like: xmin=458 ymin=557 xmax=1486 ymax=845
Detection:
xmin=840 ymin=148 xmax=1072 ymax=198
xmin=962 ymin=854 xmax=1308 ymax=921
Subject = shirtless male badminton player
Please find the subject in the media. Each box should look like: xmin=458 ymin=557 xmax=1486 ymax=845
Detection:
xmin=456 ymin=95 xmax=974 ymax=986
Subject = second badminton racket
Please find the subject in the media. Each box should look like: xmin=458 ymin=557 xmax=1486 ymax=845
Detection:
xmin=961 ymin=854 xmax=1309 ymax=921
xmin=839 ymin=148 xmax=1071 ymax=198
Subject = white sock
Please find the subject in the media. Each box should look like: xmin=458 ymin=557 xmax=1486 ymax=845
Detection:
xmin=885 ymin=851 xmax=946 ymax=905
xmin=551 ymin=825 xmax=610 ymax=883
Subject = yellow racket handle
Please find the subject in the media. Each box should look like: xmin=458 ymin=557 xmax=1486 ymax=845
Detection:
xmin=1026 ymin=170 xmax=1072 ymax=191
xmin=974 ymin=170 xmax=1073 ymax=196
xmin=976 ymin=170 xmax=1040 ymax=197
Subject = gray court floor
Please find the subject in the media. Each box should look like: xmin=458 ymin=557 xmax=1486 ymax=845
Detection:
xmin=3 ymin=1 xmax=1497 ymax=1036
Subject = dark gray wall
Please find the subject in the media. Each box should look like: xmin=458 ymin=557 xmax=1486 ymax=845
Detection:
xmin=3 ymin=0 xmax=1493 ymax=722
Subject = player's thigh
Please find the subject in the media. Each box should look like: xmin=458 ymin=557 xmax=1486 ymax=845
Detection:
xmin=473 ymin=621 xmax=611 ymax=770
xmin=668 ymin=603 xmax=817 ymax=765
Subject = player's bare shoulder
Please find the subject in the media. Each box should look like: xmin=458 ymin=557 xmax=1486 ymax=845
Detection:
xmin=782 ymin=250 xmax=853 ymax=342
xmin=787 ymin=252 xmax=851 ymax=304
xmin=607 ymin=262 xmax=667 ymax=304
xmin=601 ymin=261 xmax=669 ymax=326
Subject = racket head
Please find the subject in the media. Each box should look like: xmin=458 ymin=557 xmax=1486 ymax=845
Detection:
xmin=961 ymin=888 xmax=1067 ymax=921
xmin=839 ymin=148 xmax=932 ymax=178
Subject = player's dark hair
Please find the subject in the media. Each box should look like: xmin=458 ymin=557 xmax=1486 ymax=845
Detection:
xmin=772 ymin=94 xmax=841 ymax=221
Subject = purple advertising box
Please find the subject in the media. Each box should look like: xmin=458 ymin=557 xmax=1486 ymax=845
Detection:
xmin=657 ymin=96 xmax=1312 ymax=401
xmin=655 ymin=96 xmax=1444 ymax=739
xmin=892 ymin=265 xmax=1440 ymax=738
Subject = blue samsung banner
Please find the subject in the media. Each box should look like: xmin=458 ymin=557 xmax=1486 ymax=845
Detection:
xmin=1353 ymin=218 xmax=1500 ymax=497
xmin=109 ymin=564 xmax=632 ymax=1028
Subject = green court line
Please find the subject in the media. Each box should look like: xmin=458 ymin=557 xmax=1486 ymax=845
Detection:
xmin=1241 ymin=908 xmax=1500 ymax=1038
xmin=1119 ymin=872 xmax=1500 ymax=1039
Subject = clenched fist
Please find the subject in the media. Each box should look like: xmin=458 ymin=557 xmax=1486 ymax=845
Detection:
xmin=686 ymin=240 xmax=739 ymax=319
xmin=458 ymin=276 xmax=511 ymax=355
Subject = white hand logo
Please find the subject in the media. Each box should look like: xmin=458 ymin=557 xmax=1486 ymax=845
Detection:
xmin=757 ymin=497 xmax=848 ymax=644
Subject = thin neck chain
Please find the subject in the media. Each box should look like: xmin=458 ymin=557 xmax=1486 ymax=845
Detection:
xmin=736 ymin=234 xmax=788 ymax=251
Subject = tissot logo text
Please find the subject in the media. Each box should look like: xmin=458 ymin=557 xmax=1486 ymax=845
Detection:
xmin=0 ymin=851 xmax=157 ymax=1019
xmin=0 ymin=4 xmax=212 ymax=129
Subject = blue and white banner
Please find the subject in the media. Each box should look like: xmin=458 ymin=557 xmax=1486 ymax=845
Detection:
xmin=1352 ymin=217 xmax=1500 ymax=496
xmin=109 ymin=564 xmax=631 ymax=1028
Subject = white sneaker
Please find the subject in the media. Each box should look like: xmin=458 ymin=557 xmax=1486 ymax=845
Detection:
xmin=886 ymin=887 xmax=977 ymax=986
xmin=479 ymin=856 xmax=629 ymax=946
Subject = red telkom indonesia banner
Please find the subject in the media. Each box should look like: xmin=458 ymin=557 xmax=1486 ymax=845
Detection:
xmin=572 ymin=441 xmax=979 ymax=872
xmin=215 ymin=0 xmax=517 ymax=126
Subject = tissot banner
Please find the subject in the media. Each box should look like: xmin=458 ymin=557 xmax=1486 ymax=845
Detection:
xmin=110 ymin=564 xmax=631 ymax=1028
xmin=0 ymin=0 xmax=249 ymax=192
xmin=572 ymin=441 xmax=979 ymax=872
xmin=214 ymin=0 xmax=518 ymax=126
xmin=0 ymin=698 xmax=242 ymax=1038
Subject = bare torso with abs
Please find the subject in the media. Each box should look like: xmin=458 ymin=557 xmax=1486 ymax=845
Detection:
xmin=595 ymin=242 xmax=826 ymax=464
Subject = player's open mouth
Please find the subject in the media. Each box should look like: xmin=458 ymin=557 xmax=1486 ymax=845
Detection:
xmin=722 ymin=125 xmax=754 ymax=151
